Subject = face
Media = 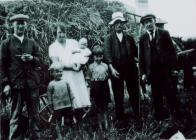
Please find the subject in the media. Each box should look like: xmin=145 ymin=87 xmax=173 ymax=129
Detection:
xmin=94 ymin=54 xmax=103 ymax=64
xmin=143 ymin=18 xmax=156 ymax=32
xmin=52 ymin=69 xmax=63 ymax=80
xmin=13 ymin=20 xmax=27 ymax=36
xmin=56 ymin=27 xmax=66 ymax=43
xmin=113 ymin=20 xmax=124 ymax=33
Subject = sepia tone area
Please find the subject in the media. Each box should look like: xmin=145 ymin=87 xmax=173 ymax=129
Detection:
xmin=0 ymin=0 xmax=196 ymax=139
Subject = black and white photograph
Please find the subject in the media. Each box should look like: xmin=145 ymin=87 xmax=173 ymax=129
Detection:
xmin=0 ymin=0 xmax=196 ymax=139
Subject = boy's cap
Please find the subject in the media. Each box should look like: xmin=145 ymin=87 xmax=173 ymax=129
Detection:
xmin=140 ymin=14 xmax=156 ymax=24
xmin=10 ymin=14 xmax=29 ymax=22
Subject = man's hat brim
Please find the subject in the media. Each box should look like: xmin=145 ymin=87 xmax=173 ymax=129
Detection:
xmin=10 ymin=14 xmax=29 ymax=22
xmin=109 ymin=17 xmax=127 ymax=25
xmin=140 ymin=14 xmax=156 ymax=24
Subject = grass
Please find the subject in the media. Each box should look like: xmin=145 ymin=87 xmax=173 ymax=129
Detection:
xmin=2 ymin=84 xmax=196 ymax=140
xmin=1 ymin=75 xmax=196 ymax=139
xmin=37 ymin=100 xmax=173 ymax=140
xmin=36 ymin=84 xmax=196 ymax=140
xmin=1 ymin=92 xmax=196 ymax=140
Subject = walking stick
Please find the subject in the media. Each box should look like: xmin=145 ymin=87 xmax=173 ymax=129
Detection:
xmin=137 ymin=23 xmax=143 ymax=119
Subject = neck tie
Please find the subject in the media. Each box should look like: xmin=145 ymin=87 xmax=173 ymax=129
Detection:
xmin=150 ymin=30 xmax=153 ymax=40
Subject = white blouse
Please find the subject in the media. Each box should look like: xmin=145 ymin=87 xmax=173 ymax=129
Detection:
xmin=49 ymin=39 xmax=79 ymax=68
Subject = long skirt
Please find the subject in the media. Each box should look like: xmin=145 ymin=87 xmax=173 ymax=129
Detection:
xmin=62 ymin=70 xmax=91 ymax=109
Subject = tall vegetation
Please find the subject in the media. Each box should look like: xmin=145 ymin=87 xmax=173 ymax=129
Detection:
xmin=2 ymin=0 xmax=138 ymax=64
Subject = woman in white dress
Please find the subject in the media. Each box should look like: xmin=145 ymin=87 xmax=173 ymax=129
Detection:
xmin=48 ymin=22 xmax=91 ymax=109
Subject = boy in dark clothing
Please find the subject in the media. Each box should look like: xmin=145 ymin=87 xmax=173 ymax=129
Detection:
xmin=89 ymin=45 xmax=111 ymax=130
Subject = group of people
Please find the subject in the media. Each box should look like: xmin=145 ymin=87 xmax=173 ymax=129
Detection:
xmin=0 ymin=11 xmax=188 ymax=140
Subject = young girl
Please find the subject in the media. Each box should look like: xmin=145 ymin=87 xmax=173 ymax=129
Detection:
xmin=88 ymin=45 xmax=111 ymax=130
xmin=47 ymin=62 xmax=74 ymax=138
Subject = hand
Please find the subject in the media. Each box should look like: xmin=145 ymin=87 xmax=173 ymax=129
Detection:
xmin=85 ymin=78 xmax=91 ymax=87
xmin=142 ymin=74 xmax=147 ymax=83
xmin=109 ymin=64 xmax=119 ymax=78
xmin=3 ymin=85 xmax=11 ymax=96
xmin=21 ymin=53 xmax=33 ymax=62
xmin=72 ymin=63 xmax=81 ymax=71
xmin=140 ymin=92 xmax=145 ymax=101
xmin=171 ymin=70 xmax=178 ymax=76
xmin=144 ymin=93 xmax=151 ymax=102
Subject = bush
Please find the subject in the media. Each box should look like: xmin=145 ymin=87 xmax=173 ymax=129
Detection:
xmin=2 ymin=0 xmax=139 ymax=64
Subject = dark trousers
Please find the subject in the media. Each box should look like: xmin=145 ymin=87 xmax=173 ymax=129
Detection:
xmin=1 ymin=110 xmax=10 ymax=140
xmin=111 ymin=64 xmax=140 ymax=120
xmin=9 ymin=88 xmax=40 ymax=140
xmin=90 ymin=80 xmax=111 ymax=109
xmin=151 ymin=72 xmax=181 ymax=121
xmin=184 ymin=64 xmax=194 ymax=90
xmin=53 ymin=108 xmax=73 ymax=127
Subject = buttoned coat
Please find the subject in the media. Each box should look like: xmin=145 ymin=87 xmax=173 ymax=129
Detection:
xmin=139 ymin=28 xmax=177 ymax=80
xmin=104 ymin=31 xmax=140 ymax=119
xmin=104 ymin=31 xmax=137 ymax=67
xmin=1 ymin=35 xmax=41 ymax=89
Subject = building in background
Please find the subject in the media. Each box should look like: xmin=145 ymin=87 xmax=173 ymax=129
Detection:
xmin=135 ymin=0 xmax=149 ymax=16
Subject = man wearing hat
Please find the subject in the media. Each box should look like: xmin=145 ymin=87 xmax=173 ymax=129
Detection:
xmin=139 ymin=14 xmax=181 ymax=121
xmin=1 ymin=14 xmax=41 ymax=139
xmin=104 ymin=12 xmax=140 ymax=121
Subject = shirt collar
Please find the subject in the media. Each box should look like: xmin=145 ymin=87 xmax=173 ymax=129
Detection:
xmin=14 ymin=34 xmax=24 ymax=43
xmin=55 ymin=39 xmax=67 ymax=47
xmin=147 ymin=28 xmax=156 ymax=40
xmin=116 ymin=32 xmax=123 ymax=42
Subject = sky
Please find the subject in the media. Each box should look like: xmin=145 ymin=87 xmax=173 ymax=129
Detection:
xmin=118 ymin=0 xmax=196 ymax=38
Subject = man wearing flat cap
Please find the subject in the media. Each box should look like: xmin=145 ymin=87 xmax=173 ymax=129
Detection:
xmin=104 ymin=12 xmax=140 ymax=121
xmin=1 ymin=14 xmax=41 ymax=139
xmin=139 ymin=14 xmax=181 ymax=121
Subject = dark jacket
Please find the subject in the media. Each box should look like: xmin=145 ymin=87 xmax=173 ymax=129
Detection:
xmin=1 ymin=35 xmax=41 ymax=89
xmin=139 ymin=28 xmax=177 ymax=78
xmin=104 ymin=32 xmax=137 ymax=67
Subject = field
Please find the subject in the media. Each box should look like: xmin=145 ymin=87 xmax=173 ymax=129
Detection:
xmin=38 ymin=80 xmax=196 ymax=140
xmin=2 ymin=77 xmax=195 ymax=140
